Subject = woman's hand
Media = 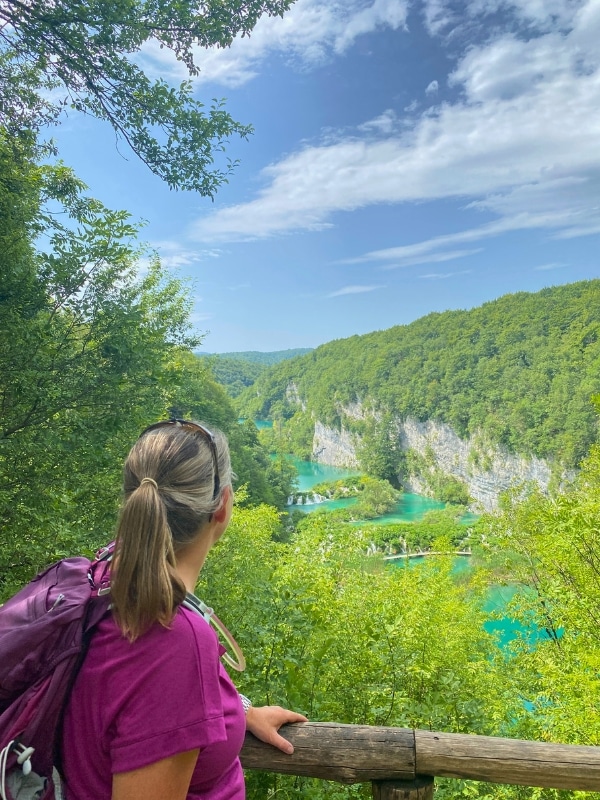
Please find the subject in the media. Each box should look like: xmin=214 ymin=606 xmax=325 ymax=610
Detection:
xmin=245 ymin=705 xmax=308 ymax=754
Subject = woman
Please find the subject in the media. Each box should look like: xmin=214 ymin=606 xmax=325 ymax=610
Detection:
xmin=61 ymin=419 xmax=306 ymax=800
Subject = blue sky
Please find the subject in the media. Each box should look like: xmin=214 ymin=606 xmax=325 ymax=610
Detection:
xmin=52 ymin=0 xmax=599 ymax=352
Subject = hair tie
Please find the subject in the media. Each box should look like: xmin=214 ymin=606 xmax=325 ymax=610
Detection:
xmin=140 ymin=477 xmax=158 ymax=490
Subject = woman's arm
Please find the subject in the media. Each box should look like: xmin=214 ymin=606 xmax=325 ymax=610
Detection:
xmin=112 ymin=749 xmax=200 ymax=800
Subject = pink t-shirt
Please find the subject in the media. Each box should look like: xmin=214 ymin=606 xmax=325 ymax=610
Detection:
xmin=61 ymin=606 xmax=246 ymax=799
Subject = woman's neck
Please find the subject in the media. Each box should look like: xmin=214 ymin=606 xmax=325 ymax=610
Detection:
xmin=175 ymin=532 xmax=212 ymax=594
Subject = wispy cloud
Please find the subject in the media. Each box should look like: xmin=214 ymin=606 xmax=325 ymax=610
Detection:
xmin=139 ymin=0 xmax=409 ymax=88
xmin=425 ymin=79 xmax=439 ymax=95
xmin=344 ymin=217 xmax=545 ymax=264
xmin=327 ymin=284 xmax=385 ymax=297
xmin=344 ymin=214 xmax=573 ymax=267
xmin=358 ymin=109 xmax=398 ymax=135
xmin=192 ymin=0 xmax=600 ymax=248
xmin=422 ymin=0 xmax=580 ymax=38
xmin=151 ymin=241 xmax=223 ymax=269
xmin=379 ymin=248 xmax=482 ymax=269
xmin=190 ymin=311 xmax=215 ymax=323
xmin=422 ymin=0 xmax=457 ymax=36
xmin=533 ymin=262 xmax=568 ymax=271
xmin=419 ymin=269 xmax=472 ymax=279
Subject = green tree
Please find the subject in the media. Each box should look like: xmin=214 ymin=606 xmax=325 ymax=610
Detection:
xmin=0 ymin=0 xmax=296 ymax=191
xmin=199 ymin=506 xmax=508 ymax=799
xmin=350 ymin=476 xmax=399 ymax=518
xmin=481 ymin=413 xmax=600 ymax=752
xmin=0 ymin=135 xmax=198 ymax=597
xmin=168 ymin=354 xmax=297 ymax=508
xmin=167 ymin=349 xmax=239 ymax=433
xmin=356 ymin=413 xmax=405 ymax=485
xmin=202 ymin=355 xmax=266 ymax=399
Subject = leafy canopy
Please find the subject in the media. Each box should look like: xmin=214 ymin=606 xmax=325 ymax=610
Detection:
xmin=0 ymin=134 xmax=295 ymax=599
xmin=0 ymin=0 xmax=295 ymax=191
xmin=200 ymin=506 xmax=503 ymax=800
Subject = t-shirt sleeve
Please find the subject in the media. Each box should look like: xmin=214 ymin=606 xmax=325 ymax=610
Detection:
xmin=107 ymin=610 xmax=228 ymax=774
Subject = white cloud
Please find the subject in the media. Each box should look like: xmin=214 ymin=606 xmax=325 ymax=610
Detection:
xmin=379 ymin=248 xmax=483 ymax=269
xmin=135 ymin=256 xmax=153 ymax=277
xmin=422 ymin=0 xmax=456 ymax=35
xmin=151 ymin=241 xmax=223 ymax=269
xmin=419 ymin=269 xmax=472 ymax=279
xmin=332 ymin=0 xmax=409 ymax=52
xmin=533 ymin=262 xmax=568 ymax=270
xmin=447 ymin=29 xmax=591 ymax=103
xmin=358 ymin=109 xmax=398 ymax=134
xmin=344 ymin=214 xmax=559 ymax=265
xmin=425 ymin=79 xmax=439 ymax=95
xmin=136 ymin=41 xmax=189 ymax=84
xmin=423 ymin=0 xmax=583 ymax=37
xmin=140 ymin=0 xmax=409 ymax=88
xmin=467 ymin=0 xmax=584 ymax=30
xmin=327 ymin=284 xmax=385 ymax=297
xmin=192 ymin=0 xmax=600 ymax=249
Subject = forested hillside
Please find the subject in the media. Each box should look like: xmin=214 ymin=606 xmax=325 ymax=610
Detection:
xmin=202 ymin=348 xmax=313 ymax=365
xmin=238 ymin=281 xmax=600 ymax=470
xmin=198 ymin=349 xmax=313 ymax=397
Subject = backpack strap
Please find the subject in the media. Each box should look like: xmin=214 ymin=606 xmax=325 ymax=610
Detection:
xmin=182 ymin=592 xmax=213 ymax=621
xmin=89 ymin=542 xmax=114 ymax=599
xmin=183 ymin=593 xmax=246 ymax=672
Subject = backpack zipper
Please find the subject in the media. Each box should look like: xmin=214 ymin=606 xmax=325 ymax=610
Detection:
xmin=48 ymin=594 xmax=65 ymax=612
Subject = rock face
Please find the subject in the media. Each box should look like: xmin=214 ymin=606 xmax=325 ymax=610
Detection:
xmin=311 ymin=414 xmax=573 ymax=512
xmin=313 ymin=421 xmax=360 ymax=468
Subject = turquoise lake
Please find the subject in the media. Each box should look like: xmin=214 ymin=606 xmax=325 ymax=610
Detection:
xmin=254 ymin=423 xmax=547 ymax=657
xmin=287 ymin=457 xmax=446 ymax=523
xmin=254 ymin=420 xmax=447 ymax=524
xmin=284 ymin=448 xmax=541 ymax=649
xmin=289 ymin=457 xmax=362 ymax=493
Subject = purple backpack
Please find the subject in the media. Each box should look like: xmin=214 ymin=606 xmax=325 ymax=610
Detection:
xmin=0 ymin=548 xmax=112 ymax=800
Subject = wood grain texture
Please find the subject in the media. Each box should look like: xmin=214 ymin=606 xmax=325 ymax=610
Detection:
xmin=240 ymin=722 xmax=416 ymax=783
xmin=416 ymin=730 xmax=600 ymax=791
xmin=241 ymin=723 xmax=600 ymax=790
xmin=372 ymin=778 xmax=434 ymax=800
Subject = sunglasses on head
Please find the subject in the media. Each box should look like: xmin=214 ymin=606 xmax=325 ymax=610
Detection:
xmin=140 ymin=418 xmax=221 ymax=500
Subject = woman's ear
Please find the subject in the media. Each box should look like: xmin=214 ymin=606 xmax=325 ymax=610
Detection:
xmin=212 ymin=485 xmax=233 ymax=523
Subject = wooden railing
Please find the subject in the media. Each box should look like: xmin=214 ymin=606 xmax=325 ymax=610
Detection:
xmin=241 ymin=722 xmax=600 ymax=798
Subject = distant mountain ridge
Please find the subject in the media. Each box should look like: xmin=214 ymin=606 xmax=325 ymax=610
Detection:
xmin=199 ymin=348 xmax=312 ymax=365
xmin=197 ymin=348 xmax=312 ymax=398
xmin=238 ymin=281 xmax=600 ymax=476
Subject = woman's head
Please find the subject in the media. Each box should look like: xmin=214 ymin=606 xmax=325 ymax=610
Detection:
xmin=111 ymin=419 xmax=232 ymax=640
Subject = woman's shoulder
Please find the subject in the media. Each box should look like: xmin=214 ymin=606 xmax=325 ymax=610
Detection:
xmin=175 ymin=604 xmax=221 ymax=652
xmin=93 ymin=604 xmax=220 ymax=659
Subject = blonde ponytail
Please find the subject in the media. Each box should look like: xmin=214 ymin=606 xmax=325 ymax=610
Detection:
xmin=112 ymin=480 xmax=185 ymax=641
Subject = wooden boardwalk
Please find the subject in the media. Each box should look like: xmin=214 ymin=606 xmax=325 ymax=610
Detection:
xmin=382 ymin=550 xmax=472 ymax=561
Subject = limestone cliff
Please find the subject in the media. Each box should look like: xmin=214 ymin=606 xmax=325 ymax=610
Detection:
xmin=313 ymin=421 xmax=360 ymax=468
xmin=311 ymin=413 xmax=573 ymax=512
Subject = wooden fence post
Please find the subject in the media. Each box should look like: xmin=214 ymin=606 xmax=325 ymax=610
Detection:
xmin=372 ymin=777 xmax=434 ymax=800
